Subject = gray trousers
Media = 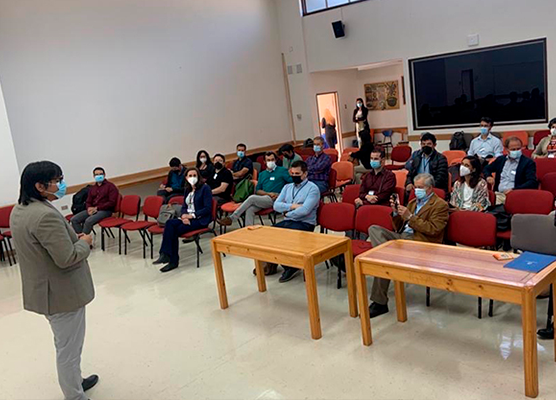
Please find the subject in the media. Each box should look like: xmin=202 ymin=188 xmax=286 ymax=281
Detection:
xmin=71 ymin=210 xmax=112 ymax=234
xmin=45 ymin=307 xmax=88 ymax=400
xmin=354 ymin=165 xmax=371 ymax=184
xmin=231 ymin=195 xmax=274 ymax=226
xmin=368 ymin=226 xmax=414 ymax=305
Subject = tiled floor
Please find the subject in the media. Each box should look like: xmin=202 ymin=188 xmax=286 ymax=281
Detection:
xmin=1 ymin=207 xmax=555 ymax=399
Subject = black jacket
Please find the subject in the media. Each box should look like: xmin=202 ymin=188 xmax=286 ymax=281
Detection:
xmin=483 ymin=155 xmax=538 ymax=192
xmin=405 ymin=150 xmax=449 ymax=191
xmin=353 ymin=107 xmax=370 ymax=132
xmin=351 ymin=142 xmax=374 ymax=169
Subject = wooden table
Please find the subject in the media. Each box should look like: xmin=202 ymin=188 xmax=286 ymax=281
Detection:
xmin=210 ymin=226 xmax=358 ymax=340
xmin=355 ymin=240 xmax=556 ymax=398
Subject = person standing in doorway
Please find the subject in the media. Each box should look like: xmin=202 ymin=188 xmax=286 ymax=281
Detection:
xmin=10 ymin=161 xmax=99 ymax=400
xmin=321 ymin=109 xmax=337 ymax=149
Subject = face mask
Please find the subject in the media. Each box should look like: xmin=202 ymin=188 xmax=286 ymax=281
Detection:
xmin=459 ymin=165 xmax=471 ymax=177
xmin=357 ymin=102 xmax=363 ymax=108
xmin=94 ymin=175 xmax=105 ymax=183
xmin=480 ymin=127 xmax=489 ymax=136
xmin=237 ymin=151 xmax=245 ymax=159
xmin=200 ymin=157 xmax=207 ymax=164
xmin=285 ymin=153 xmax=293 ymax=160
xmin=214 ymin=162 xmax=223 ymax=170
xmin=266 ymin=161 xmax=276 ymax=170
xmin=551 ymin=128 xmax=556 ymax=136
xmin=46 ymin=180 xmax=67 ymax=200
xmin=414 ymin=188 xmax=427 ymax=200
xmin=187 ymin=177 xmax=198 ymax=186
xmin=370 ymin=160 xmax=381 ymax=169
xmin=422 ymin=146 xmax=433 ymax=156
xmin=509 ymin=150 xmax=522 ymax=159
xmin=292 ymin=175 xmax=303 ymax=184
xmin=313 ymin=145 xmax=322 ymax=153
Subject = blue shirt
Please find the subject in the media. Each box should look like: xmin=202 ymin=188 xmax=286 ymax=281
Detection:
xmin=274 ymin=179 xmax=320 ymax=226
xmin=403 ymin=193 xmax=433 ymax=235
xmin=468 ymin=134 xmax=503 ymax=158
xmin=418 ymin=155 xmax=431 ymax=174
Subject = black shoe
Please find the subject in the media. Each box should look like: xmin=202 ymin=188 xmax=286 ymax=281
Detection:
xmin=369 ymin=302 xmax=389 ymax=319
xmin=82 ymin=375 xmax=99 ymax=391
xmin=279 ymin=268 xmax=299 ymax=283
xmin=538 ymin=325 xmax=554 ymax=340
xmin=153 ymin=253 xmax=170 ymax=265
xmin=160 ymin=263 xmax=179 ymax=273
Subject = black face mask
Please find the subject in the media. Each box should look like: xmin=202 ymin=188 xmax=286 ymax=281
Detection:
xmin=214 ymin=162 xmax=223 ymax=170
xmin=285 ymin=153 xmax=294 ymax=160
xmin=422 ymin=146 xmax=433 ymax=156
xmin=292 ymin=175 xmax=303 ymax=184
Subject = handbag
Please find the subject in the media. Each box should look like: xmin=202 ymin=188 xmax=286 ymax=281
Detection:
xmin=232 ymin=176 xmax=254 ymax=203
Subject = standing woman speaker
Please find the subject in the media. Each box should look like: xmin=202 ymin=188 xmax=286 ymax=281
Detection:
xmin=353 ymin=98 xmax=370 ymax=145
xmin=10 ymin=161 xmax=99 ymax=400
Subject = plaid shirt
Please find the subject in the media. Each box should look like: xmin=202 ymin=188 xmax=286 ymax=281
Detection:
xmin=307 ymin=152 xmax=332 ymax=182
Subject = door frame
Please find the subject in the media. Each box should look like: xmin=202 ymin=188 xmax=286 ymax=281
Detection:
xmin=315 ymin=91 xmax=343 ymax=154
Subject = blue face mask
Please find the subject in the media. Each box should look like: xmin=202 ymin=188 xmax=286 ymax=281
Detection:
xmin=313 ymin=145 xmax=322 ymax=153
xmin=237 ymin=151 xmax=245 ymax=159
xmin=370 ymin=160 xmax=381 ymax=169
xmin=48 ymin=180 xmax=67 ymax=200
xmin=480 ymin=127 xmax=489 ymax=136
xmin=94 ymin=175 xmax=105 ymax=183
xmin=509 ymin=150 xmax=522 ymax=159
xmin=414 ymin=188 xmax=428 ymax=200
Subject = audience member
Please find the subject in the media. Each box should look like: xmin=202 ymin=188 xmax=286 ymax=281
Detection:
xmin=258 ymin=161 xmax=320 ymax=280
xmin=405 ymin=133 xmax=448 ymax=192
xmin=450 ymin=156 xmax=490 ymax=211
xmin=353 ymin=98 xmax=370 ymax=137
xmin=218 ymin=152 xmax=291 ymax=227
xmin=355 ymin=149 xmax=395 ymax=207
xmin=153 ymin=167 xmax=213 ymax=273
xmin=71 ymin=167 xmax=119 ymax=234
xmin=467 ymin=117 xmax=503 ymax=160
xmin=157 ymin=157 xmax=185 ymax=203
xmin=533 ymin=117 xmax=556 ymax=159
xmin=196 ymin=150 xmax=215 ymax=181
xmin=208 ymin=153 xmax=234 ymax=205
xmin=351 ymin=129 xmax=374 ymax=184
xmin=232 ymin=143 xmax=253 ymax=182
xmin=322 ymin=109 xmax=337 ymax=149
xmin=307 ymin=136 xmax=332 ymax=193
xmin=367 ymin=173 xmax=449 ymax=318
xmin=278 ymin=143 xmax=302 ymax=169
xmin=484 ymin=136 xmax=538 ymax=205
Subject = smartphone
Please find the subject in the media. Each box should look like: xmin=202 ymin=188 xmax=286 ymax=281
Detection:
xmin=247 ymin=225 xmax=263 ymax=231
xmin=390 ymin=193 xmax=400 ymax=208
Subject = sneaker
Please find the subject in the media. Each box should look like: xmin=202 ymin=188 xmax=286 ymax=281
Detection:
xmin=369 ymin=302 xmax=389 ymax=318
xmin=153 ymin=253 xmax=170 ymax=265
xmin=279 ymin=268 xmax=299 ymax=283
xmin=218 ymin=217 xmax=233 ymax=226
xmin=160 ymin=263 xmax=179 ymax=273
xmin=252 ymin=263 xmax=278 ymax=276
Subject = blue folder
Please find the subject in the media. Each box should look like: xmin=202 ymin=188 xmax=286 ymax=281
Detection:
xmin=504 ymin=251 xmax=556 ymax=273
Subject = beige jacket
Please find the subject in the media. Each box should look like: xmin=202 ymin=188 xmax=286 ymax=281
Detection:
xmin=533 ymin=135 xmax=556 ymax=158
xmin=10 ymin=199 xmax=94 ymax=315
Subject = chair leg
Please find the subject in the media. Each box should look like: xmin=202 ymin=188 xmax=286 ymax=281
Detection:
xmin=478 ymin=297 xmax=482 ymax=319
xmin=195 ymin=237 xmax=201 ymax=268
xmin=325 ymin=260 xmax=330 ymax=269
xmin=259 ymin=215 xmax=264 ymax=225
xmin=426 ymin=287 xmax=431 ymax=307
xmin=7 ymin=238 xmax=15 ymax=264
xmin=139 ymin=230 xmax=146 ymax=259
xmin=124 ymin=231 xmax=129 ymax=255
xmin=488 ymin=299 xmax=494 ymax=318
xmin=101 ymin=228 xmax=105 ymax=251
xmin=337 ymin=266 xmax=342 ymax=289
xmin=118 ymin=228 xmax=122 ymax=255
xmin=150 ymin=232 xmax=154 ymax=259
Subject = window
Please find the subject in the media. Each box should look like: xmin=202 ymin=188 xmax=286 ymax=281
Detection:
xmin=302 ymin=0 xmax=367 ymax=16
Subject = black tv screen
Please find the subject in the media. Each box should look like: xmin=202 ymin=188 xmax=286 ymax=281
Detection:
xmin=409 ymin=39 xmax=547 ymax=130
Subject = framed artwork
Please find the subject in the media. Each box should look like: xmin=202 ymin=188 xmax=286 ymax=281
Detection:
xmin=364 ymin=80 xmax=400 ymax=111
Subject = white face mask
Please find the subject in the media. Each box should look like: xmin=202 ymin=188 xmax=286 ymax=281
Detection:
xmin=459 ymin=165 xmax=471 ymax=177
xmin=200 ymin=157 xmax=207 ymax=164
xmin=266 ymin=161 xmax=276 ymax=170
xmin=551 ymin=128 xmax=556 ymax=136
xmin=187 ymin=177 xmax=198 ymax=186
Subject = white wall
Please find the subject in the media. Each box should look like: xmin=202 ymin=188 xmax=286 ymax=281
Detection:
xmin=0 ymin=82 xmax=20 ymax=206
xmin=0 ymin=0 xmax=291 ymax=187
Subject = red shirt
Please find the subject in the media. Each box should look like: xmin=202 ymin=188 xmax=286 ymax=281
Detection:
xmin=359 ymin=168 xmax=396 ymax=206
xmin=86 ymin=180 xmax=119 ymax=211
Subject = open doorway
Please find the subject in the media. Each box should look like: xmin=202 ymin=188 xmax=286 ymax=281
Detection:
xmin=316 ymin=92 xmax=342 ymax=153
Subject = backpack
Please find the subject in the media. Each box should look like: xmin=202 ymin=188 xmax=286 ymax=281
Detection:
xmin=232 ymin=177 xmax=254 ymax=203
xmin=157 ymin=204 xmax=182 ymax=227
xmin=71 ymin=185 xmax=92 ymax=214
xmin=449 ymin=131 xmax=467 ymax=151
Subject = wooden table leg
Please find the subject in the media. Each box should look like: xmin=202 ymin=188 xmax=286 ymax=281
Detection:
xmin=343 ymin=243 xmax=358 ymax=318
xmin=394 ymin=281 xmax=407 ymax=323
xmin=355 ymin=259 xmax=372 ymax=346
xmin=553 ymin=281 xmax=556 ymax=363
xmin=303 ymin=260 xmax=322 ymax=340
xmin=211 ymin=241 xmax=228 ymax=309
xmin=254 ymin=259 xmax=267 ymax=293
xmin=522 ymin=290 xmax=539 ymax=398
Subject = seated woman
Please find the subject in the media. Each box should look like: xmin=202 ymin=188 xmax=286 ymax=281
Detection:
xmin=533 ymin=118 xmax=556 ymax=159
xmin=450 ymin=156 xmax=490 ymax=211
xmin=196 ymin=150 xmax=215 ymax=181
xmin=153 ymin=167 xmax=213 ymax=273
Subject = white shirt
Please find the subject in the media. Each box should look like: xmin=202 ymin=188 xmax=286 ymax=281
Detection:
xmin=186 ymin=192 xmax=195 ymax=215
xmin=468 ymin=134 xmax=503 ymax=158
xmin=461 ymin=182 xmax=474 ymax=210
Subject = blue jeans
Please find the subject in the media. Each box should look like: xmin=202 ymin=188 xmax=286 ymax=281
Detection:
xmin=159 ymin=218 xmax=207 ymax=265
xmin=273 ymin=219 xmax=315 ymax=273
xmin=312 ymin=180 xmax=329 ymax=193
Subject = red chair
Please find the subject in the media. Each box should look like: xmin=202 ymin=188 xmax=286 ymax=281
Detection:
xmin=318 ymin=202 xmax=356 ymax=288
xmin=256 ymin=155 xmax=267 ymax=171
xmin=443 ymin=150 xmax=467 ymax=166
xmin=446 ymin=211 xmax=497 ymax=318
xmin=407 ymin=188 xmax=446 ymax=202
xmin=298 ymin=147 xmax=315 ymax=157
xmin=321 ymin=168 xmax=338 ymax=202
xmin=342 ymin=184 xmax=361 ymax=205
xmin=535 ymin=158 xmax=556 ymax=181
xmin=534 ymin=130 xmax=550 ymax=147
xmin=502 ymin=131 xmax=529 ymax=148
xmin=168 ymin=196 xmax=184 ymax=205
xmin=180 ymin=199 xmax=219 ymax=269
xmin=0 ymin=205 xmax=15 ymax=264
xmin=99 ymin=195 xmax=141 ymax=253
xmin=541 ymin=172 xmax=556 ymax=200
xmin=393 ymin=170 xmax=408 ymax=189
xmin=255 ymin=207 xmax=277 ymax=225
xmin=385 ymin=145 xmax=412 ymax=170
xmin=340 ymin=153 xmax=351 ymax=162
xmin=332 ymin=161 xmax=354 ymax=189
xmin=351 ymin=205 xmax=394 ymax=257
xmin=343 ymin=147 xmax=359 ymax=154
xmin=324 ymin=148 xmax=338 ymax=157
xmin=120 ymin=196 xmax=164 ymax=258
xmin=394 ymin=186 xmax=405 ymax=206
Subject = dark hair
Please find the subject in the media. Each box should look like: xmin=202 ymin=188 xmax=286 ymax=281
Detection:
xmin=420 ymin=132 xmax=437 ymax=144
xmin=264 ymin=151 xmax=277 ymax=160
xmin=236 ymin=143 xmax=247 ymax=150
xmin=19 ymin=161 xmax=63 ymax=206
xmin=480 ymin=116 xmax=494 ymax=127
xmin=169 ymin=157 xmax=182 ymax=168
xmin=355 ymin=98 xmax=368 ymax=111
xmin=459 ymin=156 xmax=482 ymax=189
xmin=93 ymin=166 xmax=105 ymax=175
xmin=214 ymin=153 xmax=226 ymax=162
xmin=371 ymin=148 xmax=386 ymax=159
xmin=504 ymin=136 xmax=523 ymax=148
xmin=548 ymin=118 xmax=556 ymax=129
xmin=291 ymin=160 xmax=308 ymax=172
xmin=184 ymin=167 xmax=205 ymax=191
xmin=278 ymin=143 xmax=294 ymax=155
xmin=195 ymin=150 xmax=213 ymax=168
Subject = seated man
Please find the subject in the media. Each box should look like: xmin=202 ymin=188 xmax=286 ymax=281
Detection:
xmin=260 ymin=161 xmax=320 ymax=281
xmin=355 ymin=149 xmax=396 ymax=207
xmin=467 ymin=117 xmax=503 ymax=161
xmin=232 ymin=143 xmax=253 ymax=182
xmin=306 ymin=136 xmax=332 ymax=193
xmin=279 ymin=143 xmax=302 ymax=169
xmin=208 ymin=153 xmax=234 ymax=205
xmin=367 ymin=173 xmax=449 ymax=318
xmin=71 ymin=167 xmax=119 ymax=234
xmin=157 ymin=157 xmax=185 ymax=203
xmin=484 ymin=136 xmax=538 ymax=205
xmin=405 ymin=132 xmax=448 ymax=193
xmin=218 ymin=152 xmax=291 ymax=227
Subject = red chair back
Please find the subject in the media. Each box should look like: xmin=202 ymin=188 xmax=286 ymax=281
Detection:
xmin=541 ymin=172 xmax=556 ymax=200
xmin=143 ymin=196 xmax=164 ymax=219
xmin=535 ymin=158 xmax=556 ymax=181
xmin=327 ymin=168 xmax=338 ymax=190
xmin=120 ymin=195 xmax=141 ymax=218
xmin=355 ymin=205 xmax=393 ymax=234
xmin=323 ymin=148 xmax=338 ymax=157
xmin=488 ymin=190 xmax=496 ymax=207
xmin=504 ymin=189 xmax=553 ymax=215
xmin=391 ymin=145 xmax=412 ymax=163
xmin=168 ymin=196 xmax=184 ymax=205
xmin=256 ymin=155 xmax=267 ymax=171
xmin=534 ymin=130 xmax=550 ymax=147
xmin=443 ymin=150 xmax=467 ymax=166
xmin=394 ymin=186 xmax=405 ymax=206
xmin=502 ymin=131 xmax=529 ymax=148
xmin=298 ymin=147 xmax=315 ymax=156
xmin=115 ymin=194 xmax=123 ymax=213
xmin=393 ymin=170 xmax=408 ymax=189
xmin=332 ymin=161 xmax=354 ymax=182
xmin=407 ymin=188 xmax=446 ymax=202
xmin=210 ymin=199 xmax=218 ymax=221
xmin=318 ymin=203 xmax=355 ymax=232
xmin=446 ymin=211 xmax=496 ymax=248
xmin=343 ymin=147 xmax=359 ymax=154
xmin=0 ymin=205 xmax=14 ymax=229
xmin=342 ymin=184 xmax=361 ymax=205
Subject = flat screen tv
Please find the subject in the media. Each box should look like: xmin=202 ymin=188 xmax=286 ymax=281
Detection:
xmin=409 ymin=39 xmax=547 ymax=130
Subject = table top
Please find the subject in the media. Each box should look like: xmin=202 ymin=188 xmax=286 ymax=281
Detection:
xmin=356 ymin=240 xmax=556 ymax=289
xmin=212 ymin=226 xmax=349 ymax=257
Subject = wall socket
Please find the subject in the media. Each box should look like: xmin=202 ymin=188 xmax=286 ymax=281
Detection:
xmin=61 ymin=205 xmax=69 ymax=210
